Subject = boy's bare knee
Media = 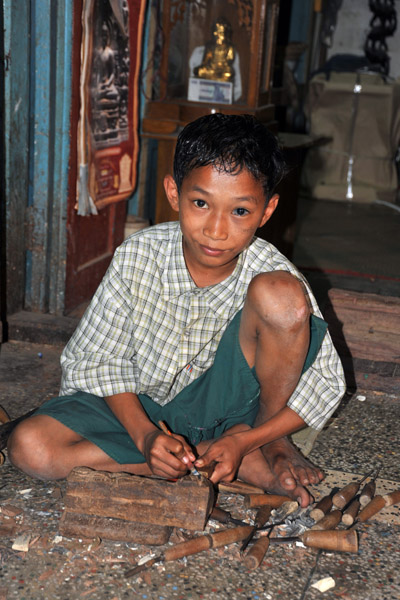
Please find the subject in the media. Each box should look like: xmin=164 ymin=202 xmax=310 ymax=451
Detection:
xmin=246 ymin=271 xmax=310 ymax=331
xmin=8 ymin=419 xmax=53 ymax=479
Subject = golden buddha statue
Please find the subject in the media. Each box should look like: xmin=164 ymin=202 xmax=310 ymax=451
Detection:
xmin=194 ymin=18 xmax=235 ymax=83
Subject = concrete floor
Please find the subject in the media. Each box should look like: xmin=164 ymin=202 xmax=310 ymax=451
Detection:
xmin=0 ymin=196 xmax=399 ymax=599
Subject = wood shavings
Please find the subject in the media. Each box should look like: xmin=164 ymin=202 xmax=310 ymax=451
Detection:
xmin=12 ymin=533 xmax=31 ymax=552
xmin=311 ymin=576 xmax=335 ymax=592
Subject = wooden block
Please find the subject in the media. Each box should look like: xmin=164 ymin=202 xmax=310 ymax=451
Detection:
xmin=59 ymin=512 xmax=171 ymax=545
xmin=62 ymin=467 xmax=214 ymax=531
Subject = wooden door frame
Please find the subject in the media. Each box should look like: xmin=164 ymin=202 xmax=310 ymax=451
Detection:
xmin=3 ymin=0 xmax=73 ymax=320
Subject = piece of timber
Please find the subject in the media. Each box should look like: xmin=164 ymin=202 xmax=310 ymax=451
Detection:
xmin=62 ymin=467 xmax=214 ymax=531
xmin=59 ymin=512 xmax=172 ymax=545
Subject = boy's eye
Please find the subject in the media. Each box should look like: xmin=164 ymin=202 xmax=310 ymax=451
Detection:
xmin=193 ymin=199 xmax=208 ymax=208
xmin=233 ymin=207 xmax=249 ymax=216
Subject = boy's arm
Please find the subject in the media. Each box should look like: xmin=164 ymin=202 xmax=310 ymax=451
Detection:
xmin=105 ymin=393 xmax=196 ymax=479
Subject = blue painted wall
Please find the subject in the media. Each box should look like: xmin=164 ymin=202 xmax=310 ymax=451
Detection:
xmin=4 ymin=0 xmax=72 ymax=315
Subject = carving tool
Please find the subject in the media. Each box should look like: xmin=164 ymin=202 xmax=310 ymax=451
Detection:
xmin=217 ymin=480 xmax=265 ymax=495
xmin=125 ymin=524 xmax=253 ymax=578
xmin=243 ymin=529 xmax=272 ymax=570
xmin=240 ymin=505 xmax=272 ymax=553
xmin=355 ymin=489 xmax=400 ymax=523
xmin=158 ymin=420 xmax=202 ymax=479
xmin=341 ymin=497 xmax=360 ymax=526
xmin=209 ymin=506 xmax=284 ymax=532
xmin=332 ymin=468 xmax=375 ymax=509
xmin=244 ymin=493 xmax=292 ymax=509
xmin=359 ymin=465 xmax=381 ymax=506
xmin=209 ymin=506 xmax=250 ymax=528
xmin=309 ymin=494 xmax=333 ymax=522
xmin=269 ymin=529 xmax=358 ymax=553
xmin=243 ymin=527 xmax=359 ymax=570
xmin=311 ymin=509 xmax=342 ymax=530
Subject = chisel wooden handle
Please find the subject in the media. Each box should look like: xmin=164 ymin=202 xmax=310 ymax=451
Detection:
xmin=383 ymin=490 xmax=400 ymax=506
xmin=244 ymin=494 xmax=291 ymax=509
xmin=332 ymin=482 xmax=361 ymax=509
xmin=359 ymin=481 xmax=376 ymax=506
xmin=217 ymin=481 xmax=265 ymax=495
xmin=301 ymin=529 xmax=358 ymax=553
xmin=332 ymin=469 xmax=375 ymax=509
xmin=240 ymin=505 xmax=272 ymax=553
xmin=254 ymin=505 xmax=272 ymax=528
xmin=125 ymin=525 xmax=254 ymax=578
xmin=163 ymin=525 xmax=253 ymax=562
xmin=357 ymin=489 xmax=400 ymax=522
xmin=210 ymin=507 xmax=236 ymax=525
xmin=243 ymin=535 xmax=270 ymax=570
xmin=310 ymin=495 xmax=333 ymax=522
xmin=311 ymin=509 xmax=342 ymax=530
xmin=341 ymin=498 xmax=360 ymax=526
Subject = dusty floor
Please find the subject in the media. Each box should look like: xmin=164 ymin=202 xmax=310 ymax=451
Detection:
xmin=0 ymin=339 xmax=399 ymax=600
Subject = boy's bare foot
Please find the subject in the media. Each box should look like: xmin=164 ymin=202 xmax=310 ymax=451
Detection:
xmin=235 ymin=437 xmax=323 ymax=507
xmin=261 ymin=437 xmax=324 ymax=506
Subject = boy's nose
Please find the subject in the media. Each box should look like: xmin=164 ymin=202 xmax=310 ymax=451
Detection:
xmin=204 ymin=215 xmax=228 ymax=241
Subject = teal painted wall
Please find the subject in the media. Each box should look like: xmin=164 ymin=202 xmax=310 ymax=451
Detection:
xmin=4 ymin=0 xmax=72 ymax=315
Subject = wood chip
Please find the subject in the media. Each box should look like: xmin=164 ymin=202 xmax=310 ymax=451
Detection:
xmin=12 ymin=533 xmax=31 ymax=552
xmin=0 ymin=505 xmax=23 ymax=517
xmin=311 ymin=576 xmax=336 ymax=592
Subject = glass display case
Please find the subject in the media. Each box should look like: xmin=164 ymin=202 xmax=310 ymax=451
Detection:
xmin=141 ymin=0 xmax=281 ymax=222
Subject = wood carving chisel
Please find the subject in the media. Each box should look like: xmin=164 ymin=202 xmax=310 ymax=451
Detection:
xmin=125 ymin=524 xmax=254 ymax=578
xmin=355 ymin=489 xmax=400 ymax=523
xmin=244 ymin=493 xmax=292 ymax=509
xmin=243 ymin=529 xmax=272 ymax=570
xmin=240 ymin=505 xmax=272 ymax=553
xmin=332 ymin=468 xmax=375 ymax=509
xmin=311 ymin=509 xmax=342 ymax=531
xmin=341 ymin=497 xmax=360 ymax=526
xmin=209 ymin=506 xmax=283 ymax=532
xmin=359 ymin=465 xmax=381 ymax=506
xmin=268 ymin=529 xmax=359 ymax=553
xmin=309 ymin=494 xmax=333 ymax=522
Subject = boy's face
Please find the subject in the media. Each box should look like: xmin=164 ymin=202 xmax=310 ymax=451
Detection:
xmin=164 ymin=165 xmax=278 ymax=286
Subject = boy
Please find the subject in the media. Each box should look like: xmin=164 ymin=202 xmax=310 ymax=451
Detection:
xmin=8 ymin=113 xmax=345 ymax=507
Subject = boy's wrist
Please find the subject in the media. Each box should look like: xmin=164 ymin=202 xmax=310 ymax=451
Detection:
xmin=132 ymin=422 xmax=159 ymax=455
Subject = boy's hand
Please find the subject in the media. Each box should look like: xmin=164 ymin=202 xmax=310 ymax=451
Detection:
xmin=143 ymin=430 xmax=197 ymax=479
xmin=195 ymin=435 xmax=244 ymax=484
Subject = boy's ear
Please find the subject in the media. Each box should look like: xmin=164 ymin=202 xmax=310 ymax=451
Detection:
xmin=259 ymin=194 xmax=279 ymax=228
xmin=164 ymin=175 xmax=179 ymax=212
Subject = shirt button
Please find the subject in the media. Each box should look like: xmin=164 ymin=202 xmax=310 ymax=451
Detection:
xmin=183 ymin=329 xmax=190 ymax=338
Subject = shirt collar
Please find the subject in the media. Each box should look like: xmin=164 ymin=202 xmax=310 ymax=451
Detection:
xmin=161 ymin=227 xmax=256 ymax=316
xmin=161 ymin=227 xmax=196 ymax=300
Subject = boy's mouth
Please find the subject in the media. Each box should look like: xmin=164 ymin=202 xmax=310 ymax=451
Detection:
xmin=200 ymin=245 xmax=226 ymax=257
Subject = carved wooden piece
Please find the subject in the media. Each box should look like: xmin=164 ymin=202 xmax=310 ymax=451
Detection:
xmin=59 ymin=512 xmax=172 ymax=545
xmin=61 ymin=467 xmax=214 ymax=535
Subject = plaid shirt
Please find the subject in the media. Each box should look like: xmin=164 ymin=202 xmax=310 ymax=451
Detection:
xmin=60 ymin=222 xmax=345 ymax=430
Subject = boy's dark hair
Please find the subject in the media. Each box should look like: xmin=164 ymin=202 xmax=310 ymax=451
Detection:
xmin=173 ymin=113 xmax=286 ymax=200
